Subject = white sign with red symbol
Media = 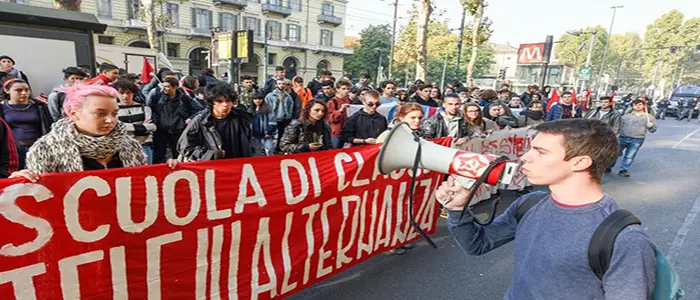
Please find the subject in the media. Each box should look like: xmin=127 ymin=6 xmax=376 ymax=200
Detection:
xmin=449 ymin=152 xmax=494 ymax=179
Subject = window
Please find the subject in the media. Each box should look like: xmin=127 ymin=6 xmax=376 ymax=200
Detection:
xmin=267 ymin=0 xmax=281 ymax=6
xmin=98 ymin=36 xmax=114 ymax=44
xmin=193 ymin=8 xmax=210 ymax=30
xmin=128 ymin=0 xmax=141 ymax=19
xmin=320 ymin=29 xmax=333 ymax=46
xmin=266 ymin=20 xmax=281 ymax=40
xmin=287 ymin=24 xmax=300 ymax=42
xmin=96 ymin=0 xmax=113 ymax=17
xmin=220 ymin=13 xmax=237 ymax=31
xmin=7 ymin=0 xmax=29 ymax=4
xmin=321 ymin=2 xmax=334 ymax=16
xmin=288 ymin=0 xmax=301 ymax=11
xmin=167 ymin=43 xmax=180 ymax=57
xmin=166 ymin=3 xmax=179 ymax=27
xmin=247 ymin=0 xmax=259 ymax=2
xmin=268 ymin=53 xmax=277 ymax=66
xmin=244 ymin=17 xmax=261 ymax=37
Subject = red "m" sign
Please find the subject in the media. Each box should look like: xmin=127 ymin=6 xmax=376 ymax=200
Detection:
xmin=517 ymin=43 xmax=545 ymax=64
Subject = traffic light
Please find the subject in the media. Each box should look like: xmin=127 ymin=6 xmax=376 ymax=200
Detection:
xmin=696 ymin=44 xmax=700 ymax=53
xmin=669 ymin=46 xmax=678 ymax=54
xmin=498 ymin=69 xmax=505 ymax=79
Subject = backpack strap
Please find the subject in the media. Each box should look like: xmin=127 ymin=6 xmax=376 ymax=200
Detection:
xmin=514 ymin=192 xmax=549 ymax=223
xmin=588 ymin=209 xmax=641 ymax=280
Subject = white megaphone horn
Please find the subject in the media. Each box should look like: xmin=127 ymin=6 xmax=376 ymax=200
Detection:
xmin=378 ymin=122 xmax=519 ymax=185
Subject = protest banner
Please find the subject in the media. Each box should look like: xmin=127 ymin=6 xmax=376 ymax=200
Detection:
xmin=0 ymin=139 xmax=449 ymax=300
xmin=455 ymin=127 xmax=534 ymax=203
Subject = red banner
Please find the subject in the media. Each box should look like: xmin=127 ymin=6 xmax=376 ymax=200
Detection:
xmin=0 ymin=139 xmax=449 ymax=300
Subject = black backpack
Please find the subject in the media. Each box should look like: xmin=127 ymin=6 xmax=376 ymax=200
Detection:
xmin=514 ymin=193 xmax=683 ymax=299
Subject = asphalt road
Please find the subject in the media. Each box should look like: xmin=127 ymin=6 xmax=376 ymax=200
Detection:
xmin=289 ymin=118 xmax=700 ymax=300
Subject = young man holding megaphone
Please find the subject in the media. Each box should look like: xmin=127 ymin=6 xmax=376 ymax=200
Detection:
xmin=434 ymin=119 xmax=662 ymax=299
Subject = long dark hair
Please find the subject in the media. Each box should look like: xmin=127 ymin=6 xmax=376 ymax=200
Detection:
xmin=0 ymin=77 xmax=30 ymax=101
xmin=301 ymin=99 xmax=328 ymax=123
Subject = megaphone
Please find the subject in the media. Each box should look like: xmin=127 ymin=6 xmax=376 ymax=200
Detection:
xmin=378 ymin=122 xmax=519 ymax=186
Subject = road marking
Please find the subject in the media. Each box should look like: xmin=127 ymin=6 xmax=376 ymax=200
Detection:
xmin=666 ymin=194 xmax=700 ymax=263
xmin=316 ymin=272 xmax=362 ymax=288
xmin=672 ymin=128 xmax=700 ymax=149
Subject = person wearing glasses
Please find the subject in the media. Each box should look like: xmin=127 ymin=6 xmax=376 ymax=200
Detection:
xmin=341 ymin=90 xmax=388 ymax=147
xmin=463 ymin=102 xmax=498 ymax=139
xmin=422 ymin=93 xmax=469 ymax=145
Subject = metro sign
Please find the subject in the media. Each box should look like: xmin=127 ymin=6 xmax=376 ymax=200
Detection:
xmin=517 ymin=43 xmax=546 ymax=64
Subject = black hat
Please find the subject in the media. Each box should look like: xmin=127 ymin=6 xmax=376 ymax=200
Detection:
xmin=0 ymin=55 xmax=15 ymax=65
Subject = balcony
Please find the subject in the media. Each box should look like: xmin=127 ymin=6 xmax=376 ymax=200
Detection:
xmin=188 ymin=28 xmax=211 ymax=39
xmin=317 ymin=14 xmax=342 ymax=26
xmin=214 ymin=0 xmax=247 ymax=9
xmin=261 ymin=3 xmax=292 ymax=17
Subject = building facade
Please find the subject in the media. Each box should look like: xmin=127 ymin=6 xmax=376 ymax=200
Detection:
xmin=488 ymin=43 xmax=518 ymax=80
xmin=20 ymin=0 xmax=352 ymax=83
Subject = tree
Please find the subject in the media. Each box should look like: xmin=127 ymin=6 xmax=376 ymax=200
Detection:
xmin=342 ymin=25 xmax=392 ymax=82
xmin=53 ymin=0 xmax=81 ymax=11
xmin=464 ymin=0 xmax=486 ymax=87
xmin=415 ymin=0 xmax=433 ymax=81
xmin=554 ymin=26 xmax=609 ymax=73
xmin=606 ymin=32 xmax=644 ymax=88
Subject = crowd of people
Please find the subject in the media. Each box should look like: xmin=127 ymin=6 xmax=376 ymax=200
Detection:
xmin=0 ymin=56 xmax=660 ymax=183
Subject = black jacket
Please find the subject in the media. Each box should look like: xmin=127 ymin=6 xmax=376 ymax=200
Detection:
xmin=341 ymin=110 xmax=388 ymax=145
xmin=279 ymin=119 xmax=332 ymax=153
xmin=177 ymin=109 xmax=253 ymax=161
xmin=307 ymin=79 xmax=323 ymax=97
xmin=412 ymin=95 xmax=438 ymax=107
xmin=421 ymin=111 xmax=468 ymax=139
xmin=0 ymin=117 xmax=18 ymax=178
xmin=288 ymin=89 xmax=303 ymax=119
xmin=149 ymin=89 xmax=197 ymax=134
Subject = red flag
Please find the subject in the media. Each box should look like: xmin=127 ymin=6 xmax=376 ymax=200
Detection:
xmin=546 ymin=88 xmax=560 ymax=111
xmin=140 ymin=57 xmax=155 ymax=84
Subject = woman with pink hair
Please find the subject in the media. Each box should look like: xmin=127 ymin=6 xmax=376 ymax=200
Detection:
xmin=10 ymin=84 xmax=177 ymax=181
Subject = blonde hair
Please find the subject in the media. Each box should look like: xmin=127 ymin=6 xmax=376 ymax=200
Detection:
xmin=58 ymin=84 xmax=118 ymax=115
xmin=393 ymin=102 xmax=423 ymax=123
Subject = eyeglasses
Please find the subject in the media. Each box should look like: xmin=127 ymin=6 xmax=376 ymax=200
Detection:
xmin=366 ymin=102 xmax=381 ymax=108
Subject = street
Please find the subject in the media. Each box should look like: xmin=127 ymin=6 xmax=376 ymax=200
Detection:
xmin=290 ymin=119 xmax=700 ymax=300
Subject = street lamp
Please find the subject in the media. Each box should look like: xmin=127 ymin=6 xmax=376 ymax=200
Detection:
xmin=374 ymin=48 xmax=386 ymax=86
xmin=598 ymin=5 xmax=624 ymax=95
xmin=566 ymin=29 xmax=598 ymax=91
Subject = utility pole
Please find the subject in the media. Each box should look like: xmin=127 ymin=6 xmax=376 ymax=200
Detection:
xmin=598 ymin=5 xmax=623 ymax=95
xmin=376 ymin=48 xmax=384 ymax=86
xmin=455 ymin=7 xmax=467 ymax=79
xmin=387 ymin=0 xmax=399 ymax=80
xmin=263 ymin=22 xmax=269 ymax=81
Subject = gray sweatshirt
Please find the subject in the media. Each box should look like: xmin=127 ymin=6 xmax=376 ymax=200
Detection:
xmin=447 ymin=192 xmax=656 ymax=300
xmin=620 ymin=113 xmax=657 ymax=139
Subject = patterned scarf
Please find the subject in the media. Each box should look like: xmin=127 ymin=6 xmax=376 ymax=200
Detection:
xmin=26 ymin=118 xmax=147 ymax=174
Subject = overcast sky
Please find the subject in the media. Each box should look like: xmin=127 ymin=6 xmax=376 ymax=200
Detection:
xmin=344 ymin=0 xmax=700 ymax=46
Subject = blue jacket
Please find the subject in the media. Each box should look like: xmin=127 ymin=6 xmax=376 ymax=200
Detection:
xmin=265 ymin=89 xmax=295 ymax=121
xmin=249 ymin=104 xmax=277 ymax=138
xmin=546 ymin=103 xmax=583 ymax=121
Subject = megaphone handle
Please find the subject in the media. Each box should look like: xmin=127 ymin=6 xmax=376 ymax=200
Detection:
xmin=458 ymin=156 xmax=510 ymax=226
xmin=408 ymin=138 xmax=438 ymax=249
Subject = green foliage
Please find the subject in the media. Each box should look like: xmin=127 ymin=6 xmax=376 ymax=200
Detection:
xmin=554 ymin=26 xmax=609 ymax=72
xmin=342 ymin=24 xmax=392 ymax=81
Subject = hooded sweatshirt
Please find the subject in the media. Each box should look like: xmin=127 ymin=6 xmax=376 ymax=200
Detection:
xmin=293 ymin=76 xmax=313 ymax=108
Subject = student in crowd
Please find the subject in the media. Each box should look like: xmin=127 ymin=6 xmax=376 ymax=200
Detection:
xmin=239 ymin=75 xmax=257 ymax=109
xmin=546 ymin=91 xmax=583 ymax=120
xmin=498 ymin=89 xmax=512 ymax=102
xmin=284 ymin=79 xmax=303 ymax=120
xmin=508 ymin=96 xmax=524 ymax=109
xmin=265 ymin=78 xmax=295 ymax=150
xmin=341 ymin=90 xmax=387 ymax=147
xmin=412 ymin=83 xmax=438 ymax=107
xmin=327 ymin=79 xmax=352 ymax=148
xmin=422 ymin=93 xmax=468 ymax=144
xmin=279 ymin=99 xmax=332 ymax=154
xmin=180 ymin=75 xmax=199 ymax=98
xmin=396 ymin=89 xmax=409 ymax=102
xmin=9 ymin=85 xmax=178 ymax=181
xmin=584 ymin=96 xmax=621 ymax=135
xmin=85 ymin=63 xmax=119 ymax=86
xmin=517 ymin=100 xmax=546 ymax=127
xmin=178 ymin=82 xmax=253 ymax=161
xmin=144 ymin=70 xmax=179 ymax=105
xmin=380 ymin=80 xmax=398 ymax=104
xmin=0 ymin=78 xmax=53 ymax=169
xmin=0 ymin=55 xmax=30 ymax=83
xmin=430 ymin=86 xmax=443 ymax=104
xmin=463 ymin=102 xmax=498 ymax=139
xmin=48 ymin=67 xmax=88 ymax=121
xmin=198 ymin=68 xmax=218 ymax=87
xmin=308 ymin=70 xmax=332 ymax=96
xmin=193 ymin=87 xmax=208 ymax=109
xmin=377 ymin=102 xmax=425 ymax=143
xmin=314 ymin=80 xmax=335 ymax=102
xmin=249 ymin=92 xmax=276 ymax=156
xmin=263 ymin=66 xmax=286 ymax=96
xmin=292 ymin=76 xmax=313 ymax=109
xmin=149 ymin=77 xmax=197 ymax=163
xmin=485 ymin=103 xmax=519 ymax=129
xmin=114 ymin=79 xmax=157 ymax=164
xmin=437 ymin=119 xmax=655 ymax=299
xmin=609 ymin=99 xmax=656 ymax=177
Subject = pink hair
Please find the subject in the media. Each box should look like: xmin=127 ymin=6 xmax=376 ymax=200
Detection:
xmin=58 ymin=84 xmax=119 ymax=116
